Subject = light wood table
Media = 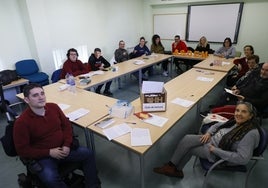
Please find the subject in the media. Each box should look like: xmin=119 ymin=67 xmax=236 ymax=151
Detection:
xmin=3 ymin=78 xmax=29 ymax=90
xmin=87 ymin=68 xmax=227 ymax=187
xmin=60 ymin=54 xmax=172 ymax=90
xmin=194 ymin=55 xmax=236 ymax=72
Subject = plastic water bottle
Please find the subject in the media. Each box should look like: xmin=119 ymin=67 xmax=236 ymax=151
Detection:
xmin=65 ymin=73 xmax=70 ymax=84
xmin=68 ymin=74 xmax=76 ymax=93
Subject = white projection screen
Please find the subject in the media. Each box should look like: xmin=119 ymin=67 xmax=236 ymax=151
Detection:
xmin=186 ymin=3 xmax=244 ymax=43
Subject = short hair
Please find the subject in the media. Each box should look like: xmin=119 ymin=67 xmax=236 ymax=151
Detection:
xmin=247 ymin=54 xmax=259 ymax=64
xmin=223 ymin=37 xmax=232 ymax=47
xmin=119 ymin=40 xmax=124 ymax=45
xmin=94 ymin=48 xmax=101 ymax=52
xmin=244 ymin=45 xmax=254 ymax=54
xmin=23 ymin=83 xmax=43 ymax=97
xmin=66 ymin=48 xmax=79 ymax=58
xmin=174 ymin=35 xmax=180 ymax=39
xmin=140 ymin=37 xmax=145 ymax=41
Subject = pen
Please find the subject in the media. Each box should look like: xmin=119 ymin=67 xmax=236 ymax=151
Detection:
xmin=125 ymin=122 xmax=137 ymax=125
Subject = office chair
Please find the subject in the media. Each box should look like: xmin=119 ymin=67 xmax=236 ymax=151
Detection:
xmin=194 ymin=123 xmax=268 ymax=188
xmin=15 ymin=59 xmax=49 ymax=86
xmin=51 ymin=68 xmax=62 ymax=83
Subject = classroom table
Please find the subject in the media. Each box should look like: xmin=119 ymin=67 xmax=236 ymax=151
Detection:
xmin=60 ymin=53 xmax=172 ymax=90
xmin=16 ymin=82 xmax=117 ymax=147
xmin=3 ymin=78 xmax=29 ymax=90
xmin=193 ymin=55 xmax=235 ymax=72
xmin=87 ymin=68 xmax=227 ymax=187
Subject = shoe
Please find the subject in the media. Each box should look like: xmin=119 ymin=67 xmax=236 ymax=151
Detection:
xmin=153 ymin=163 xmax=184 ymax=178
xmin=103 ymin=90 xmax=113 ymax=96
xmin=162 ymin=71 xmax=168 ymax=77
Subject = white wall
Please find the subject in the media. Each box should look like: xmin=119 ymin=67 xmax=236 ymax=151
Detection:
xmin=0 ymin=0 xmax=144 ymax=77
xmin=145 ymin=0 xmax=268 ymax=63
xmin=1 ymin=0 xmax=268 ymax=79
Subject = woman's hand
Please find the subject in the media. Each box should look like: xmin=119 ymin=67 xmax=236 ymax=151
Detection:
xmin=209 ymin=144 xmax=215 ymax=152
xmin=200 ymin=133 xmax=211 ymax=144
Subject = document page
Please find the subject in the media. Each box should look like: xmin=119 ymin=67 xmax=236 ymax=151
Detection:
xmin=66 ymin=108 xmax=90 ymax=121
xmin=142 ymin=81 xmax=164 ymax=93
xmin=224 ymin=88 xmax=239 ymax=97
xmin=143 ymin=114 xmax=168 ymax=127
xmin=171 ymin=98 xmax=195 ymax=108
xmin=57 ymin=103 xmax=70 ymax=111
xmin=103 ymin=123 xmax=131 ymax=141
xmin=196 ymin=76 xmax=214 ymax=82
xmin=131 ymin=128 xmax=152 ymax=146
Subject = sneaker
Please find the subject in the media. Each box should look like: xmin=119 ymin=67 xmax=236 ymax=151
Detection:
xmin=162 ymin=71 xmax=168 ymax=77
xmin=103 ymin=90 xmax=113 ymax=96
xmin=153 ymin=163 xmax=184 ymax=178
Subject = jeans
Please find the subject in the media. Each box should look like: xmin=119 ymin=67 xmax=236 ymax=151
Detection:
xmin=37 ymin=146 xmax=98 ymax=188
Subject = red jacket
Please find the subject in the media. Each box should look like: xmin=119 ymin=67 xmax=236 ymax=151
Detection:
xmin=60 ymin=59 xmax=88 ymax=79
xmin=13 ymin=103 xmax=73 ymax=159
xmin=172 ymin=40 xmax=188 ymax=53
xmin=233 ymin=57 xmax=249 ymax=78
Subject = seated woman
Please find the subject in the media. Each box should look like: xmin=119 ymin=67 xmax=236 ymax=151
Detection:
xmin=214 ymin=37 xmax=236 ymax=58
xmin=195 ymin=36 xmax=213 ymax=54
xmin=151 ymin=34 xmax=169 ymax=77
xmin=154 ymin=101 xmax=260 ymax=178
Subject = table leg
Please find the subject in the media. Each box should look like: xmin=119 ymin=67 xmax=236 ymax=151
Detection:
xmin=139 ymin=154 xmax=145 ymax=188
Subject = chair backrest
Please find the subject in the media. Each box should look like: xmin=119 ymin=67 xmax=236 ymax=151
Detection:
xmin=51 ymin=69 xmax=62 ymax=83
xmin=235 ymin=51 xmax=242 ymax=57
xmin=253 ymin=127 xmax=268 ymax=156
xmin=16 ymin=59 xmax=39 ymax=76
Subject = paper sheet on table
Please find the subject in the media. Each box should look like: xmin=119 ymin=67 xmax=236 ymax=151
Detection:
xmin=224 ymin=88 xmax=240 ymax=97
xmin=66 ymin=108 xmax=90 ymax=121
xmin=143 ymin=114 xmax=168 ymax=127
xmin=103 ymin=123 xmax=131 ymax=141
xmin=81 ymin=70 xmax=104 ymax=77
xmin=196 ymin=76 xmax=214 ymax=82
xmin=141 ymin=81 xmax=164 ymax=93
xmin=171 ymin=98 xmax=195 ymax=108
xmin=133 ymin=60 xmax=145 ymax=65
xmin=58 ymin=103 xmax=70 ymax=111
xmin=131 ymin=128 xmax=152 ymax=146
xmin=222 ymin=61 xmax=231 ymax=66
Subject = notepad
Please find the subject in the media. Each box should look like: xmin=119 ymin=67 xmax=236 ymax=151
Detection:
xmin=131 ymin=128 xmax=152 ymax=146
xmin=171 ymin=98 xmax=195 ymax=108
xmin=66 ymin=108 xmax=90 ymax=121
xmin=103 ymin=123 xmax=131 ymax=141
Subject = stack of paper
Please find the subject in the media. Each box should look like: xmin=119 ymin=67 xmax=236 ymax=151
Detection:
xmin=66 ymin=108 xmax=90 ymax=121
xmin=103 ymin=123 xmax=131 ymax=141
xmin=171 ymin=98 xmax=195 ymax=108
xmin=131 ymin=128 xmax=152 ymax=146
xmin=141 ymin=81 xmax=164 ymax=93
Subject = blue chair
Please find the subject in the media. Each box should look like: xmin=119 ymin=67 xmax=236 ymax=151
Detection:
xmin=15 ymin=59 xmax=49 ymax=86
xmin=51 ymin=68 xmax=62 ymax=83
xmin=195 ymin=126 xmax=268 ymax=188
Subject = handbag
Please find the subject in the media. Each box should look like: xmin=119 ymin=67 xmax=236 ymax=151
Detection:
xmin=0 ymin=70 xmax=20 ymax=85
xmin=0 ymin=122 xmax=17 ymax=157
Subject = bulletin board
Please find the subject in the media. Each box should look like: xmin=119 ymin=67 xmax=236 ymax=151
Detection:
xmin=153 ymin=14 xmax=187 ymax=40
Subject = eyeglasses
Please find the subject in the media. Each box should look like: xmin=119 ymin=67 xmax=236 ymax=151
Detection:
xmin=69 ymin=53 xmax=77 ymax=56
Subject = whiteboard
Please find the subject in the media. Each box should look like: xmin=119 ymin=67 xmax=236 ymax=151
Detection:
xmin=153 ymin=14 xmax=187 ymax=40
xmin=186 ymin=3 xmax=243 ymax=43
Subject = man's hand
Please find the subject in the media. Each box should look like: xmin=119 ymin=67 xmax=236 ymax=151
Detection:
xmin=49 ymin=147 xmax=69 ymax=159
xmin=200 ymin=133 xmax=211 ymax=144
